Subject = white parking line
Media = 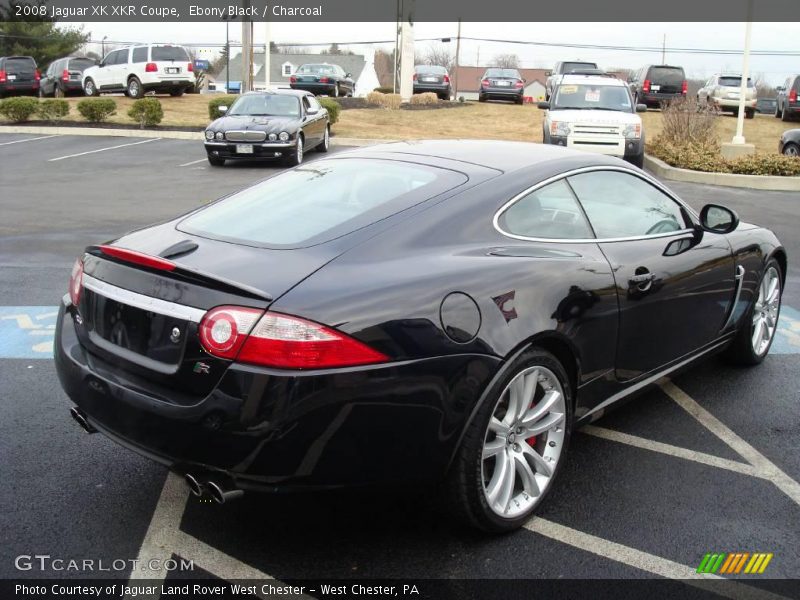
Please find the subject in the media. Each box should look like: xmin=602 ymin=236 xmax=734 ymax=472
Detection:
xmin=581 ymin=425 xmax=763 ymax=478
xmin=0 ymin=135 xmax=58 ymax=146
xmin=660 ymin=379 xmax=800 ymax=507
xmin=48 ymin=137 xmax=160 ymax=162
xmin=178 ymin=158 xmax=207 ymax=167
xmin=526 ymin=518 xmax=791 ymax=600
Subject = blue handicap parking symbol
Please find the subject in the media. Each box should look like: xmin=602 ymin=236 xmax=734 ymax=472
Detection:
xmin=0 ymin=306 xmax=59 ymax=359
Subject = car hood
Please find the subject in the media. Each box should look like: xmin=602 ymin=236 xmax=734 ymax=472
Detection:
xmin=210 ymin=115 xmax=300 ymax=132
xmin=548 ymin=109 xmax=641 ymax=125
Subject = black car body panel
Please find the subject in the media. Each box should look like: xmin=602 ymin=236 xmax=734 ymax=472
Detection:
xmin=0 ymin=56 xmax=39 ymax=96
xmin=777 ymin=75 xmax=800 ymax=119
xmin=40 ymin=56 xmax=95 ymax=96
xmin=778 ymin=128 xmax=800 ymax=154
xmin=629 ymin=64 xmax=687 ymax=107
xmin=289 ymin=63 xmax=355 ymax=97
xmin=55 ymin=140 xmax=787 ymax=491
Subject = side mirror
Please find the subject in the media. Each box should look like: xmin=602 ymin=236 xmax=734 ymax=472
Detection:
xmin=345 ymin=72 xmax=351 ymax=78
xmin=218 ymin=105 xmax=228 ymax=114
xmin=306 ymin=108 xmax=318 ymax=115
xmin=700 ymin=204 xmax=739 ymax=234
xmin=99 ymin=62 xmax=106 ymax=68
xmin=537 ymin=101 xmax=550 ymax=109
xmin=635 ymin=103 xmax=647 ymax=112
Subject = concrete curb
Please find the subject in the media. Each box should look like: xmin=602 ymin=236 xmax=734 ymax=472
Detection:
xmin=645 ymin=154 xmax=800 ymax=192
xmin=0 ymin=124 xmax=389 ymax=147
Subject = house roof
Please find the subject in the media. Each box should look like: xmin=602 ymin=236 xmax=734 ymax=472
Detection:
xmin=218 ymin=52 xmax=366 ymax=84
xmin=451 ymin=66 xmax=549 ymax=92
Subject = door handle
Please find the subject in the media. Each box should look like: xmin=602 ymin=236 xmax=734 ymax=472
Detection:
xmin=629 ymin=273 xmax=656 ymax=284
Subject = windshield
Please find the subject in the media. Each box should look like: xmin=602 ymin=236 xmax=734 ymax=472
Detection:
xmin=297 ymin=64 xmax=337 ymax=75
xmin=178 ymin=159 xmax=465 ymax=247
xmin=552 ymin=83 xmax=632 ymax=111
xmin=68 ymin=58 xmax=96 ymax=71
xmin=228 ymin=95 xmax=301 ymax=117
xmin=151 ymin=46 xmax=190 ymax=61
xmin=719 ymin=76 xmax=754 ymax=88
xmin=485 ymin=69 xmax=520 ymax=79
xmin=562 ymin=62 xmax=597 ymax=74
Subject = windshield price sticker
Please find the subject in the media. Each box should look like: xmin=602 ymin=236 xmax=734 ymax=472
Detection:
xmin=559 ymin=85 xmax=578 ymax=94
xmin=585 ymin=90 xmax=601 ymax=102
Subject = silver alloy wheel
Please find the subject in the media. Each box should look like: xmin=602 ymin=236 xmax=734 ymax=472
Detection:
xmin=784 ymin=144 xmax=799 ymax=157
xmin=323 ymin=126 xmax=329 ymax=150
xmin=85 ymin=80 xmax=95 ymax=96
xmin=296 ymin=136 xmax=303 ymax=163
xmin=752 ymin=266 xmax=781 ymax=356
xmin=482 ymin=366 xmax=566 ymax=519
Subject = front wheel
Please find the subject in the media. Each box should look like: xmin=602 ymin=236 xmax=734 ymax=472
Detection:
xmin=127 ymin=77 xmax=144 ymax=99
xmin=170 ymin=89 xmax=185 ymax=97
xmin=724 ymin=259 xmax=782 ymax=366
xmin=84 ymin=79 xmax=97 ymax=97
xmin=444 ymin=349 xmax=571 ymax=532
xmin=783 ymin=142 xmax=800 ymax=156
xmin=285 ymin=134 xmax=304 ymax=166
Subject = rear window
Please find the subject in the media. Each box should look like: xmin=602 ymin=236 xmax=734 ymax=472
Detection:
xmin=561 ymin=62 xmax=598 ymax=74
xmin=416 ymin=65 xmax=447 ymax=75
xmin=68 ymin=58 xmax=95 ymax=72
xmin=297 ymin=64 xmax=336 ymax=75
xmin=151 ymin=46 xmax=190 ymax=61
xmin=719 ymin=76 xmax=754 ymax=88
xmin=485 ymin=68 xmax=521 ymax=78
xmin=178 ymin=159 xmax=467 ymax=248
xmin=5 ymin=57 xmax=35 ymax=73
xmin=648 ymin=66 xmax=684 ymax=83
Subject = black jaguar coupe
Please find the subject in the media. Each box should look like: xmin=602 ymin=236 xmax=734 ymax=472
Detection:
xmin=56 ymin=141 xmax=785 ymax=532
xmin=204 ymin=89 xmax=330 ymax=167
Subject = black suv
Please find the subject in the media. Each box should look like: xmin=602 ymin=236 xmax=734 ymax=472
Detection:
xmin=628 ymin=64 xmax=687 ymax=108
xmin=776 ymin=75 xmax=799 ymax=121
xmin=0 ymin=56 xmax=40 ymax=97
xmin=40 ymin=56 xmax=97 ymax=97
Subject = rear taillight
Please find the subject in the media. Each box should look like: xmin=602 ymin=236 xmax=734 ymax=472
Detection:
xmin=443 ymin=74 xmax=450 ymax=83
xmin=69 ymin=257 xmax=84 ymax=307
xmin=199 ymin=308 xmax=389 ymax=369
xmin=0 ymin=70 xmax=5 ymax=83
xmin=514 ymin=80 xmax=524 ymax=88
xmin=319 ymin=77 xmax=330 ymax=83
xmin=481 ymin=79 xmax=490 ymax=87
xmin=412 ymin=73 xmax=417 ymax=81
xmin=145 ymin=63 xmax=158 ymax=72
xmin=790 ymin=90 xmax=798 ymax=104
xmin=34 ymin=69 xmax=41 ymax=81
xmin=681 ymin=80 xmax=688 ymax=95
xmin=98 ymin=245 xmax=176 ymax=272
xmin=187 ymin=62 xmax=193 ymax=72
xmin=642 ymin=79 xmax=651 ymax=93
xmin=62 ymin=69 xmax=70 ymax=82
xmin=290 ymin=75 xmax=296 ymax=83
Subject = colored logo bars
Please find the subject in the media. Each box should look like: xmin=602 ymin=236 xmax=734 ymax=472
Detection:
xmin=697 ymin=552 xmax=773 ymax=575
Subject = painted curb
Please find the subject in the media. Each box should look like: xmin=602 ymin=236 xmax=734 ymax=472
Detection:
xmin=0 ymin=125 xmax=389 ymax=147
xmin=645 ymin=154 xmax=800 ymax=192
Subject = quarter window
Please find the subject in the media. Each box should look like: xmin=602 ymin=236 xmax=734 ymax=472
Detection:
xmin=568 ymin=171 xmax=688 ymax=239
xmin=132 ymin=47 xmax=148 ymax=63
xmin=498 ymin=180 xmax=594 ymax=239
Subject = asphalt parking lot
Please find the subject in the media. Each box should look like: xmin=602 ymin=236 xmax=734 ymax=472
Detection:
xmin=1 ymin=133 xmax=798 ymax=596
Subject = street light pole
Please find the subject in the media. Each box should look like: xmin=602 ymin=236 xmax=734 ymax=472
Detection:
xmin=732 ymin=10 xmax=753 ymax=145
xmin=226 ymin=21 xmax=230 ymax=94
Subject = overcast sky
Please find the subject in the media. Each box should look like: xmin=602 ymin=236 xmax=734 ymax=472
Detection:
xmin=70 ymin=21 xmax=800 ymax=85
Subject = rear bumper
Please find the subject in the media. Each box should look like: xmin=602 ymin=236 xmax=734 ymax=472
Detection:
xmin=639 ymin=92 xmax=684 ymax=106
xmin=480 ymin=87 xmax=523 ymax=99
xmin=290 ymin=82 xmax=337 ymax=95
xmin=413 ymin=83 xmax=450 ymax=95
xmin=143 ymin=79 xmax=193 ymax=92
xmin=55 ymin=297 xmax=499 ymax=489
xmin=711 ymin=97 xmax=757 ymax=110
xmin=0 ymin=82 xmax=38 ymax=94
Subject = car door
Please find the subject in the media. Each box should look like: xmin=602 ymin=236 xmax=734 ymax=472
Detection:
xmin=42 ymin=60 xmax=55 ymax=95
xmin=302 ymin=95 xmax=324 ymax=145
xmin=94 ymin=50 xmax=116 ymax=88
xmin=568 ymin=168 xmax=736 ymax=381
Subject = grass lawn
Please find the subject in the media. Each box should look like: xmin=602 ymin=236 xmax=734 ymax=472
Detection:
xmin=18 ymin=95 xmax=798 ymax=155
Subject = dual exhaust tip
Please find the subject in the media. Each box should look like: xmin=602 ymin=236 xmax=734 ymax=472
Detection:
xmin=185 ymin=473 xmax=244 ymax=504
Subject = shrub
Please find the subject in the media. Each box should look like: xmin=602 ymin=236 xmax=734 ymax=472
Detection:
xmin=647 ymin=139 xmax=800 ymax=177
xmin=77 ymin=98 xmax=117 ymax=122
xmin=373 ymin=86 xmax=395 ymax=94
xmin=128 ymin=97 xmax=163 ymax=127
xmin=365 ymin=91 xmax=385 ymax=106
xmin=382 ymin=93 xmax=402 ymax=109
xmin=0 ymin=97 xmax=39 ymax=122
xmin=317 ymin=98 xmax=340 ymax=125
xmin=37 ymin=99 xmax=70 ymax=121
xmin=410 ymin=92 xmax=438 ymax=105
xmin=208 ymin=96 xmax=232 ymax=120
xmin=658 ymin=96 xmax=719 ymax=145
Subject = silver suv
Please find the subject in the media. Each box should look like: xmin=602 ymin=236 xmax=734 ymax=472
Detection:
xmin=697 ymin=74 xmax=756 ymax=118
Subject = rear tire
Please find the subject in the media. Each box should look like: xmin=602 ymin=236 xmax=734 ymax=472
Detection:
xmin=478 ymin=94 xmax=486 ymax=103
xmin=127 ymin=77 xmax=144 ymax=99
xmin=207 ymin=156 xmax=225 ymax=167
xmin=782 ymin=107 xmax=792 ymax=122
xmin=170 ymin=89 xmax=185 ymax=97
xmin=627 ymin=152 xmax=645 ymax=168
xmin=783 ymin=142 xmax=800 ymax=156
xmin=745 ymin=108 xmax=755 ymax=119
xmin=444 ymin=348 xmax=572 ymax=533
xmin=316 ymin=125 xmax=330 ymax=152
xmin=54 ymin=85 xmax=64 ymax=98
xmin=724 ymin=259 xmax=782 ymax=366
xmin=774 ymin=103 xmax=782 ymax=118
xmin=332 ymin=85 xmax=339 ymax=98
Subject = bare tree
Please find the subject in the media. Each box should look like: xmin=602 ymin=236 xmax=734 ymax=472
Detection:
xmin=492 ymin=53 xmax=520 ymax=69
xmin=423 ymin=43 xmax=454 ymax=71
xmin=752 ymin=71 xmax=777 ymax=98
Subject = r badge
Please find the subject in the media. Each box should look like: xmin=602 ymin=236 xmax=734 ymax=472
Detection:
xmin=193 ymin=362 xmax=211 ymax=374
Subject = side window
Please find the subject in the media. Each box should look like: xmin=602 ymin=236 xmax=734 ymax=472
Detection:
xmin=568 ymin=171 xmax=688 ymax=239
xmin=102 ymin=51 xmax=115 ymax=66
xmin=302 ymin=96 xmax=312 ymax=112
xmin=308 ymin=96 xmax=322 ymax=112
xmin=497 ymin=179 xmax=594 ymax=240
xmin=117 ymin=49 xmax=129 ymax=64
xmin=132 ymin=47 xmax=148 ymax=63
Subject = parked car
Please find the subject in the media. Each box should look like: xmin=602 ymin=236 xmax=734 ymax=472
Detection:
xmin=545 ymin=60 xmax=599 ymax=100
xmin=628 ymin=64 xmax=687 ymax=108
xmin=413 ymin=65 xmax=451 ymax=100
xmin=775 ymin=75 xmax=799 ymax=121
xmin=82 ymin=44 xmax=194 ymax=98
xmin=57 ymin=139 xmax=785 ymax=532
xmin=697 ymin=74 xmax=756 ymax=118
xmin=204 ymin=90 xmax=329 ymax=167
xmin=289 ymin=63 xmax=354 ymax=98
xmin=0 ymin=56 xmax=40 ymax=97
xmin=755 ymin=97 xmax=777 ymax=114
xmin=479 ymin=68 xmax=525 ymax=104
xmin=40 ymin=56 xmax=97 ymax=97
xmin=778 ymin=128 xmax=800 ymax=156
xmin=539 ymin=72 xmax=647 ymax=167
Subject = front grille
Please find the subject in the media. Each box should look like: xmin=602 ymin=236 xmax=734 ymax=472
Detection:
xmin=573 ymin=125 xmax=621 ymax=136
xmin=225 ymin=130 xmax=267 ymax=142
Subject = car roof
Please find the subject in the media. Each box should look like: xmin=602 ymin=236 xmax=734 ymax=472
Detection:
xmin=342 ymin=139 xmax=621 ymax=173
xmin=559 ymin=74 xmax=626 ymax=86
xmin=242 ymin=89 xmax=310 ymax=98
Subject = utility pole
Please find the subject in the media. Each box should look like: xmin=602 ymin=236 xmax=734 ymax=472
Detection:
xmin=453 ymin=19 xmax=461 ymax=100
xmin=264 ymin=20 xmax=271 ymax=90
xmin=661 ymin=34 xmax=666 ymax=64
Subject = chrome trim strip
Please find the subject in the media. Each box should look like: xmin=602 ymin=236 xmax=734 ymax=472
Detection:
xmin=224 ymin=130 xmax=267 ymax=142
xmin=492 ymin=165 xmax=699 ymax=244
xmin=583 ymin=339 xmax=728 ymax=421
xmin=722 ymin=265 xmax=746 ymax=330
xmin=82 ymin=275 xmax=206 ymax=323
